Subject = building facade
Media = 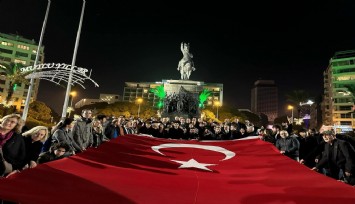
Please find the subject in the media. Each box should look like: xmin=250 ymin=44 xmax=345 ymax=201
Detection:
xmin=0 ymin=33 xmax=44 ymax=111
xmin=75 ymin=94 xmax=121 ymax=109
xmin=251 ymin=80 xmax=278 ymax=122
xmin=123 ymin=80 xmax=223 ymax=107
xmin=322 ymin=50 xmax=355 ymax=128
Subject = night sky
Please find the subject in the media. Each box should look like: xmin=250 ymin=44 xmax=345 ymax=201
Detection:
xmin=2 ymin=0 xmax=355 ymax=115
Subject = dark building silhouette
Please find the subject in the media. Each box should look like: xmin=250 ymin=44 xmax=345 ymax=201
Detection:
xmin=251 ymin=80 xmax=278 ymax=122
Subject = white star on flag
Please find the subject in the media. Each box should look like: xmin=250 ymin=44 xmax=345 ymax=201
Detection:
xmin=171 ymin=159 xmax=216 ymax=171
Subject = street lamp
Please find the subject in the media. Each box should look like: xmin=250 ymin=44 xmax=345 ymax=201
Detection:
xmin=214 ymin=101 xmax=221 ymax=120
xmin=287 ymin=105 xmax=294 ymax=124
xmin=68 ymin=91 xmax=77 ymax=117
xmin=136 ymin=98 xmax=143 ymax=118
xmin=70 ymin=91 xmax=77 ymax=107
xmin=300 ymin=100 xmax=314 ymax=106
xmin=299 ymin=100 xmax=314 ymax=129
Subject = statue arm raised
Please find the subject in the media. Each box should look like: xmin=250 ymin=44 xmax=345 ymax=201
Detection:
xmin=180 ymin=42 xmax=184 ymax=53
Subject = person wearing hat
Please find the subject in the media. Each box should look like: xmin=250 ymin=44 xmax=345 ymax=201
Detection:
xmin=312 ymin=130 xmax=355 ymax=185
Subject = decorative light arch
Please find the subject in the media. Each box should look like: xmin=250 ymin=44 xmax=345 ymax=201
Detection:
xmin=21 ymin=63 xmax=99 ymax=89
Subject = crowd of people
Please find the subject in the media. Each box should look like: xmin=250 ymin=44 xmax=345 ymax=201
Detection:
xmin=259 ymin=122 xmax=355 ymax=186
xmin=0 ymin=109 xmax=354 ymax=186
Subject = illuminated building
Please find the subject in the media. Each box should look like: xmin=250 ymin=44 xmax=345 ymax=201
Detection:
xmin=323 ymin=50 xmax=355 ymax=128
xmin=0 ymin=33 xmax=44 ymax=111
xmin=123 ymin=80 xmax=223 ymax=107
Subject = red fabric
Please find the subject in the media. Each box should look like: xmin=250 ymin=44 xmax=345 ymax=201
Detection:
xmin=0 ymin=135 xmax=355 ymax=204
xmin=0 ymin=130 xmax=14 ymax=148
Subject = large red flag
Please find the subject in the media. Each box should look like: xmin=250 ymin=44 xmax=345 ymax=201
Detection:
xmin=0 ymin=135 xmax=355 ymax=204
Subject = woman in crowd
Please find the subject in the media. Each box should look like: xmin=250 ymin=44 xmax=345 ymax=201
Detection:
xmin=22 ymin=126 xmax=49 ymax=169
xmin=92 ymin=118 xmax=107 ymax=147
xmin=0 ymin=114 xmax=25 ymax=177
xmin=52 ymin=118 xmax=80 ymax=155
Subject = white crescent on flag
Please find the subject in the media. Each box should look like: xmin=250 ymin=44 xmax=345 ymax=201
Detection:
xmin=151 ymin=143 xmax=236 ymax=161
xmin=151 ymin=143 xmax=236 ymax=171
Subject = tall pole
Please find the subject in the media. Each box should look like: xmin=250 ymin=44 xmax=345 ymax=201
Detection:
xmin=138 ymin=103 xmax=141 ymax=118
xmin=68 ymin=95 xmax=73 ymax=117
xmin=61 ymin=0 xmax=86 ymax=119
xmin=22 ymin=0 xmax=51 ymax=120
xmin=291 ymin=108 xmax=294 ymax=124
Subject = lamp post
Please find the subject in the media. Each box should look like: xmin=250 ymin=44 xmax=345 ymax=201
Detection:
xmin=22 ymin=0 xmax=51 ymax=121
xmin=68 ymin=91 xmax=77 ymax=117
xmin=136 ymin=98 xmax=143 ymax=118
xmin=61 ymin=0 xmax=86 ymax=119
xmin=287 ymin=105 xmax=294 ymax=124
xmin=214 ymin=101 xmax=221 ymax=120
xmin=70 ymin=91 xmax=77 ymax=107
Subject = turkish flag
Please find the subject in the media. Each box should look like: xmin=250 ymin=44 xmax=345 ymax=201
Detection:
xmin=0 ymin=135 xmax=355 ymax=204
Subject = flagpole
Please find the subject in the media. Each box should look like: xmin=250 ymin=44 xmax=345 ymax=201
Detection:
xmin=61 ymin=0 xmax=86 ymax=119
xmin=22 ymin=0 xmax=51 ymax=121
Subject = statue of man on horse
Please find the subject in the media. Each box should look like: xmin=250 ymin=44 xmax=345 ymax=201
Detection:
xmin=177 ymin=42 xmax=196 ymax=80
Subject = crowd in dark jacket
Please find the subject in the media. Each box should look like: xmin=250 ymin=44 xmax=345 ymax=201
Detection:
xmin=1 ymin=111 xmax=354 ymax=187
xmin=259 ymin=123 xmax=355 ymax=186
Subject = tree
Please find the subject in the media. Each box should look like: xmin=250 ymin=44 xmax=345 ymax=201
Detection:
xmin=28 ymin=101 xmax=52 ymax=122
xmin=198 ymin=89 xmax=211 ymax=108
xmin=0 ymin=62 xmax=29 ymax=103
xmin=239 ymin=110 xmax=261 ymax=127
xmin=201 ymin=109 xmax=216 ymax=121
xmin=149 ymin=85 xmax=166 ymax=109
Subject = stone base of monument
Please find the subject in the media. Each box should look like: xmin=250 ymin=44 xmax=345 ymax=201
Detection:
xmin=163 ymin=80 xmax=205 ymax=93
xmin=161 ymin=79 xmax=203 ymax=120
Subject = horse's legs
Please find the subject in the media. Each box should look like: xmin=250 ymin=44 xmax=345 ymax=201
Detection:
xmin=180 ymin=70 xmax=184 ymax=80
xmin=186 ymin=71 xmax=191 ymax=79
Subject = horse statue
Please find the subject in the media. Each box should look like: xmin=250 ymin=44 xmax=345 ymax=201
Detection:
xmin=177 ymin=42 xmax=196 ymax=80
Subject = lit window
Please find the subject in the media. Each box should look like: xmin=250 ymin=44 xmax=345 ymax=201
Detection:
xmin=14 ymin=59 xmax=26 ymax=65
xmin=143 ymin=89 xmax=148 ymax=93
xmin=1 ymin=41 xmax=14 ymax=47
xmin=17 ymin=45 xmax=30 ymax=50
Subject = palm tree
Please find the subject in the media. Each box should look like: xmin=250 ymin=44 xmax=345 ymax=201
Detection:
xmin=0 ymin=62 xmax=28 ymax=104
xmin=149 ymin=85 xmax=166 ymax=109
xmin=199 ymin=89 xmax=211 ymax=108
xmin=285 ymin=90 xmax=310 ymax=119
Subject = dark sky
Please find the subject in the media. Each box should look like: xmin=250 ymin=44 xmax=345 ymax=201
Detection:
xmin=2 ymin=0 xmax=355 ymax=115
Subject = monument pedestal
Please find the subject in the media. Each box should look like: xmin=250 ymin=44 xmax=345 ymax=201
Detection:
xmin=161 ymin=79 xmax=203 ymax=119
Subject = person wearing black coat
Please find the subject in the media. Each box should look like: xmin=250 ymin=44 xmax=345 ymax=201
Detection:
xmin=52 ymin=118 xmax=81 ymax=154
xmin=313 ymin=130 xmax=355 ymax=185
xmin=22 ymin=126 xmax=49 ymax=169
xmin=297 ymin=129 xmax=318 ymax=168
xmin=37 ymin=142 xmax=70 ymax=164
xmin=0 ymin=114 xmax=26 ymax=177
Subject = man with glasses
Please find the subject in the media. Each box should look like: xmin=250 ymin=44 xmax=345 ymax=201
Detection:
xmin=72 ymin=109 xmax=93 ymax=152
xmin=312 ymin=130 xmax=355 ymax=185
